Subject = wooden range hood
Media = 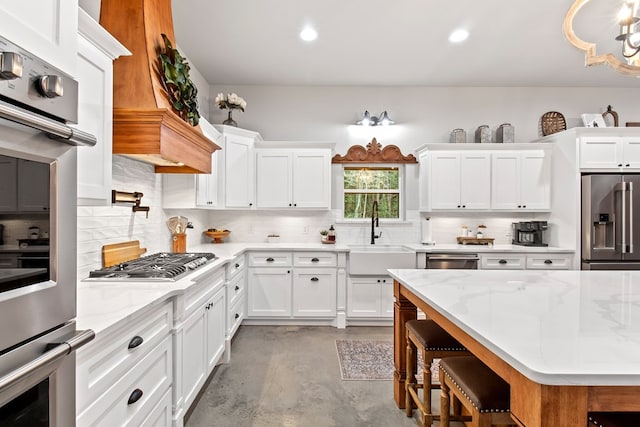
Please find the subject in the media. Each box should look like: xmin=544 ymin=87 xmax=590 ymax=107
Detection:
xmin=100 ymin=0 xmax=220 ymax=173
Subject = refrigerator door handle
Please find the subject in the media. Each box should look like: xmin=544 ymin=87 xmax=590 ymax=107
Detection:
xmin=615 ymin=182 xmax=626 ymax=253
xmin=628 ymin=181 xmax=633 ymax=254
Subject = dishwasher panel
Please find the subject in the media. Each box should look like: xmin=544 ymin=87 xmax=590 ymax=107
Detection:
xmin=425 ymin=253 xmax=479 ymax=269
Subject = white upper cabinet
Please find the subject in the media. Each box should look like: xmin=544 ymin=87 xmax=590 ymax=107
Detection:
xmin=580 ymin=136 xmax=640 ymax=170
xmin=256 ymin=148 xmax=331 ymax=209
xmin=0 ymin=2 xmax=78 ymax=76
xmin=428 ymin=151 xmax=491 ymax=210
xmin=75 ymin=10 xmax=130 ymax=206
xmin=219 ymin=126 xmax=261 ymax=208
xmin=491 ymin=150 xmax=549 ymax=211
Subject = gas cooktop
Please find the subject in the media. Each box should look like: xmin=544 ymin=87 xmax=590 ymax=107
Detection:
xmin=86 ymin=252 xmax=217 ymax=281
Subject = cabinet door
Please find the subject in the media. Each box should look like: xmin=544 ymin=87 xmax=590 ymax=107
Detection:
xmin=206 ymin=288 xmax=226 ymax=374
xmin=76 ymin=35 xmax=113 ymax=206
xmin=17 ymin=159 xmax=49 ymax=212
xmin=0 ymin=2 xmax=77 ymax=75
xmin=0 ymin=156 xmax=17 ymax=212
xmin=418 ymin=151 xmax=430 ymax=211
xmin=182 ymin=307 xmax=207 ymax=410
xmin=429 ymin=152 xmax=461 ymax=209
xmin=459 ymin=152 xmax=490 ymax=209
xmin=347 ymin=277 xmax=383 ymax=317
xmin=491 ymin=152 xmax=520 ymax=209
xmin=256 ymin=150 xmax=291 ymax=208
xmin=292 ymin=269 xmax=337 ymax=317
xmin=247 ymin=268 xmax=292 ymax=317
xmin=622 ymin=138 xmax=640 ymax=169
xmin=580 ymin=138 xmax=622 ymax=169
xmin=195 ymin=160 xmax=219 ymax=207
xmin=380 ymin=277 xmax=394 ymax=318
xmin=520 ymin=151 xmax=549 ymax=210
xmin=292 ymin=150 xmax=330 ymax=208
xmin=225 ymin=135 xmax=255 ymax=208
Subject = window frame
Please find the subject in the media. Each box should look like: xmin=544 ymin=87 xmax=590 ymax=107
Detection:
xmin=340 ymin=163 xmax=405 ymax=223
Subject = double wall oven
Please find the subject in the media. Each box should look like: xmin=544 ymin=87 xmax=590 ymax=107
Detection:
xmin=0 ymin=35 xmax=96 ymax=425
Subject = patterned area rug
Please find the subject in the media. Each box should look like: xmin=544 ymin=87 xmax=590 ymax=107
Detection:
xmin=336 ymin=340 xmax=428 ymax=381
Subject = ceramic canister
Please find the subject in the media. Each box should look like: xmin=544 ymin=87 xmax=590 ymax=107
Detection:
xmin=474 ymin=125 xmax=491 ymax=143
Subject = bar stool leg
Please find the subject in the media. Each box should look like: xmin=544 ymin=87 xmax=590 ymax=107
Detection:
xmin=423 ymin=349 xmax=433 ymax=425
xmin=405 ymin=333 xmax=414 ymax=417
xmin=440 ymin=367 xmax=450 ymax=427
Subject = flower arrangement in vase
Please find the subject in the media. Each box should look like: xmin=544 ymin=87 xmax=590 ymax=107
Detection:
xmin=215 ymin=92 xmax=247 ymax=127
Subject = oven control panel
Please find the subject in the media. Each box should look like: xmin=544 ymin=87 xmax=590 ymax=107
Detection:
xmin=0 ymin=35 xmax=78 ymax=123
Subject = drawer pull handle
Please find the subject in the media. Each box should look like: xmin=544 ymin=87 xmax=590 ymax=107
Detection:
xmin=235 ymin=285 xmax=240 ymax=291
xmin=266 ymin=257 xmax=274 ymax=262
xmin=235 ymin=263 xmax=240 ymax=268
xmin=310 ymin=277 xmax=319 ymax=282
xmin=128 ymin=336 xmax=144 ymax=350
xmin=127 ymin=388 xmax=143 ymax=405
xmin=235 ymin=313 xmax=240 ymax=319
xmin=498 ymin=259 xmax=507 ymax=264
xmin=311 ymin=257 xmax=319 ymax=262
xmin=544 ymin=259 xmax=553 ymax=264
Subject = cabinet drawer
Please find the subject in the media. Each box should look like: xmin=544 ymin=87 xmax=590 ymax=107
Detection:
xmin=185 ymin=268 xmax=225 ymax=316
xmin=480 ymin=254 xmax=525 ymax=269
xmin=526 ymin=254 xmax=572 ymax=270
xmin=248 ymin=252 xmax=292 ymax=266
xmin=226 ymin=254 xmax=246 ymax=279
xmin=228 ymin=270 xmax=246 ymax=308
xmin=227 ymin=295 xmax=245 ymax=338
xmin=140 ymin=387 xmax=172 ymax=427
xmin=293 ymin=252 xmax=337 ymax=267
xmin=77 ymin=336 xmax=172 ymax=427
xmin=76 ymin=301 xmax=172 ymax=414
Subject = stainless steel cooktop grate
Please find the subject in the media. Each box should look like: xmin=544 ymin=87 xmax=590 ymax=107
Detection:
xmin=87 ymin=252 xmax=216 ymax=281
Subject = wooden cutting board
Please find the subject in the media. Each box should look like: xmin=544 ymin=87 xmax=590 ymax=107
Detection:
xmin=102 ymin=240 xmax=147 ymax=267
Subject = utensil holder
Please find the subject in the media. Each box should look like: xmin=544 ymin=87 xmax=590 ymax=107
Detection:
xmin=172 ymin=233 xmax=186 ymax=253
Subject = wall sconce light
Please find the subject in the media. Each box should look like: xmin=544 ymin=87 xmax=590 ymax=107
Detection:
xmin=356 ymin=110 xmax=395 ymax=126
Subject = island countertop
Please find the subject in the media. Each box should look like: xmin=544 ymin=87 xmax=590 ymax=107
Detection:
xmin=387 ymin=268 xmax=640 ymax=386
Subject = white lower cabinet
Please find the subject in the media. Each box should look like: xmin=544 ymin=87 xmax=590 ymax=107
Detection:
xmin=347 ymin=276 xmax=393 ymax=318
xmin=480 ymin=253 xmax=573 ymax=270
xmin=141 ymin=388 xmax=172 ymax=427
xmin=247 ymin=251 xmax=338 ymax=319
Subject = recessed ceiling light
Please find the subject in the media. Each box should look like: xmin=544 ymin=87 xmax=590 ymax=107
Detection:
xmin=300 ymin=27 xmax=318 ymax=42
xmin=449 ymin=29 xmax=469 ymax=43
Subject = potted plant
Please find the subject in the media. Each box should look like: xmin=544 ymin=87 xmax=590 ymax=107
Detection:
xmin=320 ymin=230 xmax=329 ymax=243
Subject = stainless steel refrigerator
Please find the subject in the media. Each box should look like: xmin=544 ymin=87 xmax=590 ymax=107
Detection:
xmin=582 ymin=174 xmax=640 ymax=270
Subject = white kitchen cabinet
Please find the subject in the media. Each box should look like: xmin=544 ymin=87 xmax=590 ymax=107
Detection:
xmin=293 ymin=268 xmax=337 ymax=317
xmin=525 ymin=253 xmax=573 ymax=270
xmin=255 ymin=148 xmax=331 ymax=209
xmin=17 ymin=159 xmax=49 ymax=212
xmin=76 ymin=11 xmax=130 ymax=205
xmin=491 ymin=150 xmax=550 ymax=211
xmin=76 ymin=301 xmax=173 ymax=426
xmin=479 ymin=253 xmax=573 ymax=270
xmin=580 ymin=137 xmax=640 ymax=170
xmin=205 ymin=287 xmax=226 ymax=375
xmin=347 ymin=276 xmax=393 ymax=318
xmin=0 ymin=156 xmax=17 ymax=212
xmin=0 ymin=2 xmax=77 ymax=76
xmin=217 ymin=125 xmax=261 ymax=208
xmin=428 ymin=151 xmax=491 ymax=210
xmin=248 ymin=267 xmax=292 ymax=317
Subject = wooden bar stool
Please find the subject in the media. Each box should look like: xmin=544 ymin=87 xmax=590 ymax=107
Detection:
xmin=405 ymin=319 xmax=470 ymax=426
xmin=588 ymin=412 xmax=640 ymax=426
xmin=439 ymin=356 xmax=516 ymax=427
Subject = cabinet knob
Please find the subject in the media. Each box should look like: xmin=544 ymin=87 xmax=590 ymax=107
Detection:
xmin=289 ymin=203 xmax=292 ymax=207
xmin=249 ymin=203 xmax=253 ymax=206
xmin=544 ymin=259 xmax=553 ymax=264
xmin=498 ymin=259 xmax=507 ymax=264
xmin=311 ymin=257 xmax=319 ymax=262
xmin=235 ymin=263 xmax=240 ymax=268
xmin=293 ymin=203 xmax=297 ymax=207
xmin=457 ymin=205 xmax=461 ymax=208
xmin=287 ymin=270 xmax=291 ymax=274
xmin=310 ymin=277 xmax=319 ymax=282
xmin=377 ymin=279 xmax=381 ymax=283
xmin=462 ymin=205 xmax=466 ymax=208
xmin=619 ymin=164 xmax=623 ymax=167
xmin=266 ymin=257 xmax=274 ymax=262
xmin=522 ymin=205 xmax=526 ymax=208
xmin=127 ymin=388 xmax=144 ymax=405
xmin=517 ymin=205 xmax=522 ymax=208
xmin=128 ymin=335 xmax=144 ymax=350
xmin=235 ymin=313 xmax=240 ymax=319
xmin=626 ymin=164 xmax=631 ymax=167
xmin=235 ymin=285 xmax=240 ymax=291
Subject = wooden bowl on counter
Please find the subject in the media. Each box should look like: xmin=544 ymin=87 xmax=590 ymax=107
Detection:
xmin=204 ymin=229 xmax=230 ymax=243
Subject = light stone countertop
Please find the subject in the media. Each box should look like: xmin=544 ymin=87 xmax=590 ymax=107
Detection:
xmin=76 ymin=242 xmax=575 ymax=338
xmin=387 ymin=268 xmax=640 ymax=386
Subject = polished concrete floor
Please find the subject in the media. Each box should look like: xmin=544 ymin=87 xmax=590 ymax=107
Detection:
xmin=186 ymin=325 xmax=462 ymax=427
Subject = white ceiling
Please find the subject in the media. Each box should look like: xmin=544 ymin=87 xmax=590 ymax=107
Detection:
xmin=171 ymin=0 xmax=640 ymax=88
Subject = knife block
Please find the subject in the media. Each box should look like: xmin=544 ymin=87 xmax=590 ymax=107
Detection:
xmin=172 ymin=233 xmax=186 ymax=253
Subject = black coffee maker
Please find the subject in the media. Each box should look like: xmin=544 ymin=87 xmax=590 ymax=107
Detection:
xmin=512 ymin=221 xmax=548 ymax=246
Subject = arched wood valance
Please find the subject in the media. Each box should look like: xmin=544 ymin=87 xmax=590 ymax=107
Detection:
xmin=331 ymin=138 xmax=417 ymax=164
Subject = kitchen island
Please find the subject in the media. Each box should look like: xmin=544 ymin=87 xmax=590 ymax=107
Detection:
xmin=388 ymin=268 xmax=640 ymax=427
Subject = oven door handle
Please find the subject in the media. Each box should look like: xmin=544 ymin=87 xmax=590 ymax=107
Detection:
xmin=0 ymin=329 xmax=94 ymax=392
xmin=16 ymin=257 xmax=50 ymax=260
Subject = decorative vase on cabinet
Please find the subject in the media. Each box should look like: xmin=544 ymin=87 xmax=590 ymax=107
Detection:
xmin=223 ymin=109 xmax=237 ymax=127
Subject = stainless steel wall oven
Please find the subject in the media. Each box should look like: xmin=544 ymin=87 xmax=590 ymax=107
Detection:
xmin=0 ymin=34 xmax=96 ymax=425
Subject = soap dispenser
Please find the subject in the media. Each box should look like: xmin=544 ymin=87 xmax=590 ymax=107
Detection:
xmin=328 ymin=225 xmax=336 ymax=242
